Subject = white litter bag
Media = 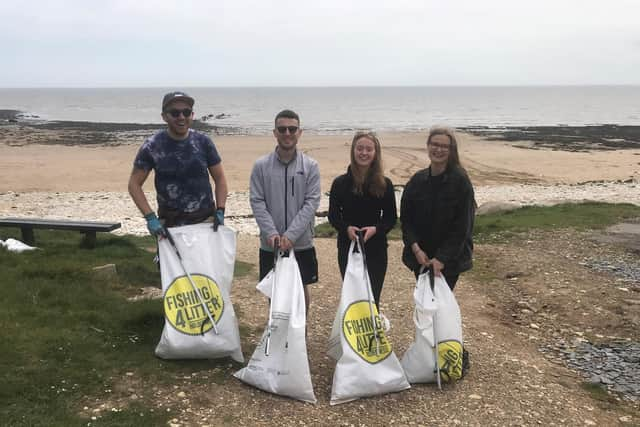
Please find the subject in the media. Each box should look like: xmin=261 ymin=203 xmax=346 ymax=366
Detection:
xmin=155 ymin=223 xmax=243 ymax=363
xmin=234 ymin=250 xmax=316 ymax=403
xmin=328 ymin=239 xmax=410 ymax=405
xmin=0 ymin=238 xmax=37 ymax=253
xmin=401 ymin=269 xmax=463 ymax=384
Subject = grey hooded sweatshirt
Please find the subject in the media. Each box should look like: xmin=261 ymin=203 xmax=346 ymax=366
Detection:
xmin=250 ymin=149 xmax=321 ymax=251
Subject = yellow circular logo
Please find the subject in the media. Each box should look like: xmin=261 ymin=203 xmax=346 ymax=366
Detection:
xmin=163 ymin=274 xmax=224 ymax=335
xmin=342 ymin=300 xmax=392 ymax=364
xmin=437 ymin=340 xmax=463 ymax=382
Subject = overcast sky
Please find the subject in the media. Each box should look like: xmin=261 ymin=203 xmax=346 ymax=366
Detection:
xmin=2 ymin=0 xmax=639 ymax=87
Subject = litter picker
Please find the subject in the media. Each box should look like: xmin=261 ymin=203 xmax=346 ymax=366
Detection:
xmin=428 ymin=266 xmax=442 ymax=390
xmin=356 ymin=230 xmax=381 ymax=356
xmin=265 ymin=238 xmax=280 ymax=356
xmin=164 ymin=229 xmax=219 ymax=335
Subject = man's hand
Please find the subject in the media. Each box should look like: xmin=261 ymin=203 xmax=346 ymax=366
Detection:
xmin=280 ymin=235 xmax=293 ymax=251
xmin=213 ymin=208 xmax=225 ymax=231
xmin=144 ymin=212 xmax=167 ymax=239
xmin=361 ymin=226 xmax=377 ymax=242
xmin=268 ymin=234 xmax=280 ymax=249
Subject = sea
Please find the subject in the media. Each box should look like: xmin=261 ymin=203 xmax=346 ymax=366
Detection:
xmin=1 ymin=86 xmax=639 ymax=135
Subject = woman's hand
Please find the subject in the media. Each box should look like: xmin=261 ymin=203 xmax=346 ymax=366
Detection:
xmin=411 ymin=243 xmax=430 ymax=266
xmin=347 ymin=226 xmax=360 ymax=241
xmin=361 ymin=226 xmax=377 ymax=242
xmin=431 ymin=257 xmax=445 ymax=276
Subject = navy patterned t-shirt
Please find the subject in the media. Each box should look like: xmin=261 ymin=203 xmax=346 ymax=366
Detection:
xmin=133 ymin=129 xmax=221 ymax=213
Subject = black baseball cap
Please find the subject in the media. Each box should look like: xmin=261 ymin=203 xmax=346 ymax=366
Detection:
xmin=162 ymin=91 xmax=195 ymax=111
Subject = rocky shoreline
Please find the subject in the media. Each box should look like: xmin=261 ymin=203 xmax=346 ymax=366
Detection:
xmin=3 ymin=109 xmax=640 ymax=148
xmin=460 ymin=124 xmax=640 ymax=151
xmin=0 ymin=109 xmax=242 ymax=146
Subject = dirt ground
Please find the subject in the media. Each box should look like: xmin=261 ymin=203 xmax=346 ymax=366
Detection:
xmin=3 ymin=121 xmax=638 ymax=425
xmin=86 ymin=227 xmax=640 ymax=427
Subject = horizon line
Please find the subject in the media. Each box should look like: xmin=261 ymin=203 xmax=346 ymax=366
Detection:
xmin=1 ymin=84 xmax=640 ymax=90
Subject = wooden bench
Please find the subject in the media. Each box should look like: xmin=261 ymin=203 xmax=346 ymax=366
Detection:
xmin=0 ymin=217 xmax=121 ymax=248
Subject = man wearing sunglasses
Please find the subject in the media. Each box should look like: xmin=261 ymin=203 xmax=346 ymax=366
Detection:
xmin=128 ymin=91 xmax=228 ymax=237
xmin=250 ymin=109 xmax=321 ymax=313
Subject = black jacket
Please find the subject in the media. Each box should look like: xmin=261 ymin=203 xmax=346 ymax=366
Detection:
xmin=328 ymin=168 xmax=397 ymax=248
xmin=400 ymin=166 xmax=475 ymax=275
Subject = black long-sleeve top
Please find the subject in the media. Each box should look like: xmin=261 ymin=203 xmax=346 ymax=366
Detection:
xmin=400 ymin=165 xmax=475 ymax=275
xmin=328 ymin=168 xmax=397 ymax=248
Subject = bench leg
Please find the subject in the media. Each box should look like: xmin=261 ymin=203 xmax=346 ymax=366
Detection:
xmin=21 ymin=226 xmax=35 ymax=245
xmin=81 ymin=231 xmax=97 ymax=249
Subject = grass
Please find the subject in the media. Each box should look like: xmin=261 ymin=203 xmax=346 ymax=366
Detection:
xmin=315 ymin=202 xmax=640 ymax=243
xmin=473 ymin=201 xmax=640 ymax=243
xmin=314 ymin=221 xmax=402 ymax=240
xmin=0 ymin=229 xmax=252 ymax=426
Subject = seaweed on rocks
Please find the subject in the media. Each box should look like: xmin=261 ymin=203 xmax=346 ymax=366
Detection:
xmin=460 ymin=125 xmax=640 ymax=151
xmin=0 ymin=109 xmax=244 ymax=146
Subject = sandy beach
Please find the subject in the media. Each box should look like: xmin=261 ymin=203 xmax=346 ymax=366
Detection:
xmin=1 ymin=127 xmax=639 ymax=236
xmin=1 ymin=130 xmax=639 ymax=191
xmin=1 ymin=125 xmax=639 ymax=235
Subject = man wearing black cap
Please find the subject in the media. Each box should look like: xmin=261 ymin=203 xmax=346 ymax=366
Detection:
xmin=128 ymin=91 xmax=228 ymax=236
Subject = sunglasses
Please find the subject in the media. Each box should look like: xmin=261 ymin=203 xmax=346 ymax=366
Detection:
xmin=166 ymin=108 xmax=193 ymax=118
xmin=276 ymin=126 xmax=299 ymax=134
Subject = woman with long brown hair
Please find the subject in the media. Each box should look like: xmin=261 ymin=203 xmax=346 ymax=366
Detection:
xmin=328 ymin=131 xmax=397 ymax=308
xmin=400 ymin=125 xmax=475 ymax=290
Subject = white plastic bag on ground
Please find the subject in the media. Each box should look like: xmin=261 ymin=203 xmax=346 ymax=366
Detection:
xmin=401 ymin=269 xmax=463 ymax=383
xmin=234 ymin=250 xmax=316 ymax=403
xmin=0 ymin=238 xmax=37 ymax=252
xmin=155 ymin=223 xmax=243 ymax=363
xmin=328 ymin=240 xmax=410 ymax=405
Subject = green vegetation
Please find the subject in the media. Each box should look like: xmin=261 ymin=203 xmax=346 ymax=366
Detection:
xmin=580 ymin=382 xmax=618 ymax=404
xmin=315 ymin=202 xmax=640 ymax=243
xmin=314 ymin=221 xmax=336 ymax=238
xmin=0 ymin=229 xmax=251 ymax=426
xmin=473 ymin=202 xmax=640 ymax=242
xmin=314 ymin=221 xmax=402 ymax=240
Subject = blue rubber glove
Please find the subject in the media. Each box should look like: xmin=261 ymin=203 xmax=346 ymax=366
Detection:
xmin=144 ymin=212 xmax=167 ymax=238
xmin=213 ymin=208 xmax=225 ymax=231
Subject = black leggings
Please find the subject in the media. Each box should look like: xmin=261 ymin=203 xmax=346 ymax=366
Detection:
xmin=338 ymin=239 xmax=388 ymax=308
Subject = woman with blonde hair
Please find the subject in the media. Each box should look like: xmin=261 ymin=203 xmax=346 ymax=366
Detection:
xmin=400 ymin=125 xmax=475 ymax=290
xmin=328 ymin=131 xmax=397 ymax=308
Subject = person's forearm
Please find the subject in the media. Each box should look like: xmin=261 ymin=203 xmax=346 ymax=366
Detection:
xmin=284 ymin=202 xmax=317 ymax=242
xmin=214 ymin=176 xmax=228 ymax=210
xmin=286 ymin=165 xmax=321 ymax=241
xmin=285 ymin=188 xmax=320 ymax=242
xmin=128 ymin=181 xmax=153 ymax=216
xmin=249 ymin=169 xmax=278 ymax=237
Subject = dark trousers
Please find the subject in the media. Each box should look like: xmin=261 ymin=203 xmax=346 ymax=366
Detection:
xmin=413 ymin=269 xmax=459 ymax=291
xmin=338 ymin=239 xmax=388 ymax=308
xmin=259 ymin=247 xmax=319 ymax=285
